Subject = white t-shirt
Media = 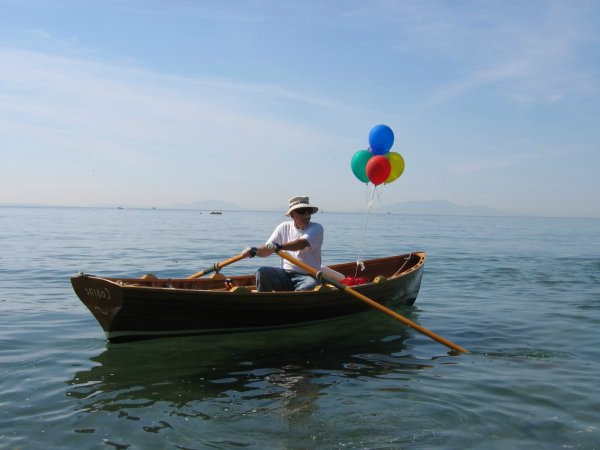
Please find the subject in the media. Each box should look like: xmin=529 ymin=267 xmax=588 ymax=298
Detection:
xmin=266 ymin=221 xmax=324 ymax=274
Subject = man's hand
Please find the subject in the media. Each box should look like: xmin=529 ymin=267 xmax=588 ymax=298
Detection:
xmin=242 ymin=246 xmax=258 ymax=257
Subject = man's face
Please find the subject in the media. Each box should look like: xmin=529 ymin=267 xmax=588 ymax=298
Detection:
xmin=291 ymin=208 xmax=312 ymax=229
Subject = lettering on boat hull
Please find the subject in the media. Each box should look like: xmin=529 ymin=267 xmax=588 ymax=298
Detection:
xmin=84 ymin=287 xmax=112 ymax=301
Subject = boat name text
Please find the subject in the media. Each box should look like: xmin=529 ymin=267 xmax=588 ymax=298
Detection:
xmin=85 ymin=287 xmax=112 ymax=301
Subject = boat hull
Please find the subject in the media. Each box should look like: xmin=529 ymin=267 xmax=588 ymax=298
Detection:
xmin=71 ymin=252 xmax=426 ymax=342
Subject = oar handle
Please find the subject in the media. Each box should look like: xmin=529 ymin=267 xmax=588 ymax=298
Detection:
xmin=277 ymin=251 xmax=469 ymax=354
xmin=187 ymin=253 xmax=248 ymax=279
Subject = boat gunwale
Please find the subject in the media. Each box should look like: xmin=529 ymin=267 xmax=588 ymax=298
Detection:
xmin=73 ymin=252 xmax=426 ymax=295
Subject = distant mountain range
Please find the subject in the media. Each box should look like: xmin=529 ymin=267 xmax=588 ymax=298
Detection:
xmin=1 ymin=199 xmax=508 ymax=216
xmin=171 ymin=199 xmax=508 ymax=216
xmin=373 ymin=200 xmax=508 ymax=216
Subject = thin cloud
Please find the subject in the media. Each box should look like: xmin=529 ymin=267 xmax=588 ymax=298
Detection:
xmin=401 ymin=1 xmax=600 ymax=106
xmin=0 ymin=47 xmax=344 ymax=161
xmin=449 ymin=151 xmax=543 ymax=173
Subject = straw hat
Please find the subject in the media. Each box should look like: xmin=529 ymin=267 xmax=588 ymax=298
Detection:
xmin=285 ymin=196 xmax=319 ymax=216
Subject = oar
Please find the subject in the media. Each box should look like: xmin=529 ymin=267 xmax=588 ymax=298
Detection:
xmin=277 ymin=251 xmax=469 ymax=354
xmin=187 ymin=253 xmax=248 ymax=279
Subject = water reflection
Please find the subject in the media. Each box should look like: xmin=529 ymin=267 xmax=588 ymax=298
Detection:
xmin=67 ymin=310 xmax=437 ymax=423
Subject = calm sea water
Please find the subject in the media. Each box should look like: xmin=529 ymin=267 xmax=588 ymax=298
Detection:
xmin=1 ymin=206 xmax=599 ymax=449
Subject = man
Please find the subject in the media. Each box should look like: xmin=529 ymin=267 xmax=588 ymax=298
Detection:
xmin=243 ymin=196 xmax=324 ymax=291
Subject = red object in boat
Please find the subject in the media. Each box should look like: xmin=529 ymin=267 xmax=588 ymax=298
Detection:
xmin=340 ymin=276 xmax=369 ymax=286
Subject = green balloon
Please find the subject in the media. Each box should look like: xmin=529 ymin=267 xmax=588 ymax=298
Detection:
xmin=351 ymin=149 xmax=372 ymax=183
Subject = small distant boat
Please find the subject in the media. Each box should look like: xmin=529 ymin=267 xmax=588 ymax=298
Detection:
xmin=70 ymin=252 xmax=426 ymax=343
xmin=209 ymin=211 xmax=222 ymax=215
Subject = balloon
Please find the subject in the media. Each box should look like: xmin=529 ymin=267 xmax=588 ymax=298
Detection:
xmin=366 ymin=155 xmax=391 ymax=186
xmin=350 ymin=149 xmax=372 ymax=183
xmin=368 ymin=124 xmax=394 ymax=155
xmin=385 ymin=152 xmax=405 ymax=184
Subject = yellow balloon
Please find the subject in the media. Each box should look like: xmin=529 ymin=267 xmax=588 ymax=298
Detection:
xmin=385 ymin=152 xmax=405 ymax=183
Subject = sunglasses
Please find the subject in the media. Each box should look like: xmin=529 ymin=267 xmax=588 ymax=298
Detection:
xmin=294 ymin=208 xmax=313 ymax=215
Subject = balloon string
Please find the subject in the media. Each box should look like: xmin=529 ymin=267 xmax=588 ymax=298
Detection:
xmin=355 ymin=184 xmax=378 ymax=277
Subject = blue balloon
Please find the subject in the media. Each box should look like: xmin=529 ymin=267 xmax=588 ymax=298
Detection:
xmin=369 ymin=124 xmax=394 ymax=155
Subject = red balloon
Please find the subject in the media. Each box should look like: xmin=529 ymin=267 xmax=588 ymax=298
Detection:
xmin=366 ymin=155 xmax=391 ymax=185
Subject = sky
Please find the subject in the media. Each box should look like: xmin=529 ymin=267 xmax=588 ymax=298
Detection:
xmin=1 ymin=0 xmax=599 ymax=217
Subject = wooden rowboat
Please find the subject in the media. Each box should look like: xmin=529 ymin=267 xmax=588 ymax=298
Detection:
xmin=71 ymin=252 xmax=426 ymax=343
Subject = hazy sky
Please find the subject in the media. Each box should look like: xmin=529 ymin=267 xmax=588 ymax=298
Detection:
xmin=1 ymin=0 xmax=599 ymax=217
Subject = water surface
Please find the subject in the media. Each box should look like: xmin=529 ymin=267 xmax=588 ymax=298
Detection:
xmin=1 ymin=207 xmax=599 ymax=449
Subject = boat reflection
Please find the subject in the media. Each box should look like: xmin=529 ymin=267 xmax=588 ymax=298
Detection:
xmin=67 ymin=309 xmax=435 ymax=421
